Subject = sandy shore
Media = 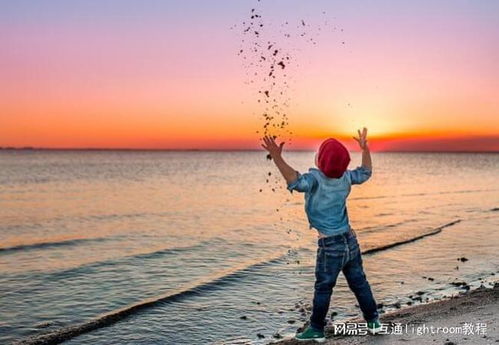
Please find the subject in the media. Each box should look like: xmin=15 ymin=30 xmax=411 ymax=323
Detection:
xmin=274 ymin=283 xmax=499 ymax=345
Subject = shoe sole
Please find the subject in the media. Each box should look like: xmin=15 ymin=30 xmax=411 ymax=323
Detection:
xmin=368 ymin=328 xmax=382 ymax=335
xmin=295 ymin=337 xmax=326 ymax=343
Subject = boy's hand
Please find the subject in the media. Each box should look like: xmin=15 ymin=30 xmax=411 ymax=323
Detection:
xmin=261 ymin=135 xmax=298 ymax=184
xmin=261 ymin=135 xmax=285 ymax=158
xmin=353 ymin=127 xmax=369 ymax=150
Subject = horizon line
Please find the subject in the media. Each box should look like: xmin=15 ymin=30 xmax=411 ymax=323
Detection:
xmin=1 ymin=147 xmax=498 ymax=154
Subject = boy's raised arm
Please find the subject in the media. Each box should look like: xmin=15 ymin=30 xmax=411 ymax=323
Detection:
xmin=354 ymin=127 xmax=372 ymax=171
xmin=261 ymin=136 xmax=298 ymax=185
xmin=361 ymin=146 xmax=372 ymax=171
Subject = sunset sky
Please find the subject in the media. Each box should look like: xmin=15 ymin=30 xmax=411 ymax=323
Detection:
xmin=1 ymin=0 xmax=498 ymax=151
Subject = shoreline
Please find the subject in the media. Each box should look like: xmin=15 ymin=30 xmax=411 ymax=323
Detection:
xmin=274 ymin=283 xmax=499 ymax=345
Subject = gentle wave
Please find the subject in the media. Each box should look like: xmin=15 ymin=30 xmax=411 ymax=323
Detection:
xmin=358 ymin=219 xmax=419 ymax=234
xmin=12 ymin=251 xmax=292 ymax=345
xmin=4 ymin=237 xmax=232 ymax=281
xmin=350 ymin=188 xmax=497 ymax=201
xmin=363 ymin=220 xmax=461 ymax=255
xmin=13 ymin=220 xmax=462 ymax=345
xmin=0 ymin=237 xmax=116 ymax=255
xmin=0 ymin=210 xmax=175 ymax=235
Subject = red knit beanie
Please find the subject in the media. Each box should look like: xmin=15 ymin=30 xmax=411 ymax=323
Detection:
xmin=317 ymin=138 xmax=351 ymax=178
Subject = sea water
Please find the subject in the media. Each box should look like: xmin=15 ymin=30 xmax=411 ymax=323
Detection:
xmin=1 ymin=150 xmax=498 ymax=344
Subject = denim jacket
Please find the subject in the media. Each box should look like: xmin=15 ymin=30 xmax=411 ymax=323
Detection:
xmin=287 ymin=166 xmax=372 ymax=236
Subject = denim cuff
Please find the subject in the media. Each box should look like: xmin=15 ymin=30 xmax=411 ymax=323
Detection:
xmin=357 ymin=166 xmax=372 ymax=174
xmin=286 ymin=172 xmax=301 ymax=192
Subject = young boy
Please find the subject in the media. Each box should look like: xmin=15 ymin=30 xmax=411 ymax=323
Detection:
xmin=262 ymin=128 xmax=381 ymax=342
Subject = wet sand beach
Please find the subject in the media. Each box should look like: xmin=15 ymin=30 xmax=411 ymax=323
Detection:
xmin=275 ymin=284 xmax=499 ymax=345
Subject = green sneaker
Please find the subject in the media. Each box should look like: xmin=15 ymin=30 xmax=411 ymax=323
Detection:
xmin=367 ymin=319 xmax=382 ymax=334
xmin=295 ymin=326 xmax=326 ymax=342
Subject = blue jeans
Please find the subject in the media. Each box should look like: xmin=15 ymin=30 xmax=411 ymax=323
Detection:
xmin=310 ymin=229 xmax=378 ymax=331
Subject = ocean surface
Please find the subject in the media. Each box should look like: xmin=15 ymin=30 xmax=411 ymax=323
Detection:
xmin=1 ymin=150 xmax=498 ymax=345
